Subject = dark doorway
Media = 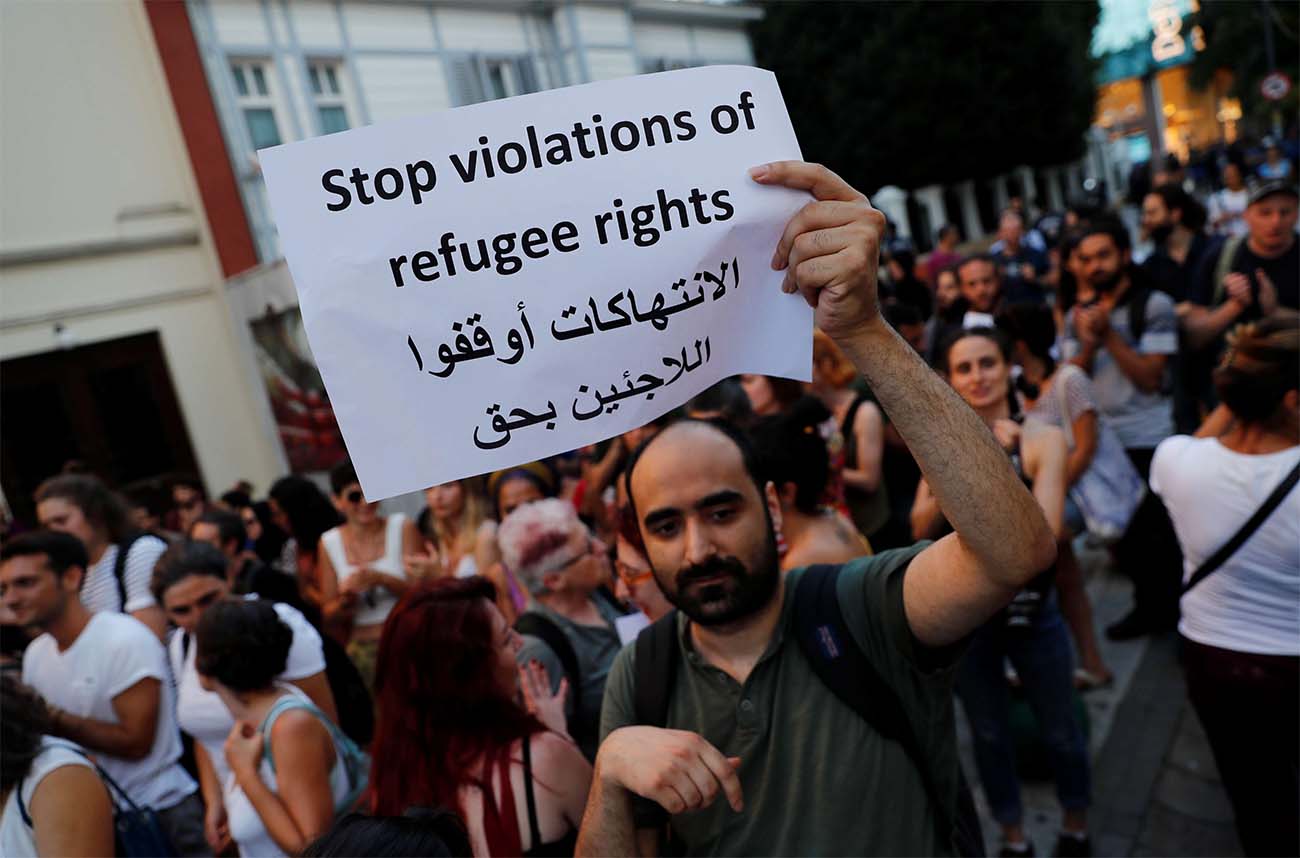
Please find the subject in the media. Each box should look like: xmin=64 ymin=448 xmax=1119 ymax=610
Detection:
xmin=1 ymin=331 xmax=199 ymax=529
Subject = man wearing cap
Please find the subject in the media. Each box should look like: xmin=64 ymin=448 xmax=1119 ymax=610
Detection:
xmin=1182 ymin=181 xmax=1299 ymax=353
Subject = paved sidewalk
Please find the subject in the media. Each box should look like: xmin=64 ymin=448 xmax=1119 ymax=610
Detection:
xmin=958 ymin=541 xmax=1243 ymax=856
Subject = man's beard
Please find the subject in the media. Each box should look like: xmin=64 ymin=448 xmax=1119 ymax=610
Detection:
xmin=662 ymin=528 xmax=780 ymax=627
xmin=1091 ymin=267 xmax=1124 ymax=293
xmin=1148 ymin=223 xmax=1173 ymax=247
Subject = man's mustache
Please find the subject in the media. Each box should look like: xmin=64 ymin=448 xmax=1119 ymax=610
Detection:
xmin=677 ymin=556 xmax=746 ymax=587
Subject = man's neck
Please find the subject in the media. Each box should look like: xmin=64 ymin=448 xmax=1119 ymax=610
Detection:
xmin=537 ymin=588 xmax=603 ymax=626
xmin=1247 ymin=231 xmax=1295 ymax=261
xmin=1098 ymin=274 xmax=1131 ymax=309
xmin=689 ymin=585 xmax=784 ymax=686
xmin=47 ymin=601 xmax=92 ymax=651
xmin=1166 ymin=226 xmax=1194 ymax=264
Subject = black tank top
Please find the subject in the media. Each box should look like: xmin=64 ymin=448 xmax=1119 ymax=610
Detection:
xmin=522 ymin=734 xmax=578 ymax=857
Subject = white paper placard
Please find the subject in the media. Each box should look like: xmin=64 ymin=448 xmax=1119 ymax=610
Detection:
xmin=260 ymin=65 xmax=811 ymax=500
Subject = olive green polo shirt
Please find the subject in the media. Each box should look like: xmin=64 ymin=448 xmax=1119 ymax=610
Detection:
xmin=598 ymin=545 xmax=963 ymax=857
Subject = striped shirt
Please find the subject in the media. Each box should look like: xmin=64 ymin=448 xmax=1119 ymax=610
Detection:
xmin=83 ymin=535 xmax=168 ymax=614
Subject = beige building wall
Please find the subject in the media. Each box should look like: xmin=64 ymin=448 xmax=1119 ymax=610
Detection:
xmin=0 ymin=0 xmax=286 ymax=497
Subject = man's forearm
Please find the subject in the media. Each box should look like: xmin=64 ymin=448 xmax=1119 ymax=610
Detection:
xmin=576 ymin=770 xmax=640 ymax=857
xmin=1103 ymin=330 xmax=1164 ymax=392
xmin=1181 ymin=302 xmax=1242 ymax=349
xmin=836 ymin=319 xmax=1054 ymax=582
xmin=50 ymin=708 xmax=151 ymax=759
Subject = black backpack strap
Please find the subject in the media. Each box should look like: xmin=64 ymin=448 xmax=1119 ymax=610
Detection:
xmin=111 ymin=532 xmax=146 ymax=613
xmin=1126 ymin=285 xmax=1152 ymax=345
xmin=1183 ymin=460 xmax=1300 ymax=594
xmin=792 ymin=564 xmax=984 ymax=857
xmin=514 ymin=611 xmax=581 ymax=695
xmin=630 ymin=611 xmax=681 ymax=836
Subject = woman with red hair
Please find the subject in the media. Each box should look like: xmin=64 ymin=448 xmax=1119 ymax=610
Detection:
xmin=367 ymin=577 xmax=591 ymax=856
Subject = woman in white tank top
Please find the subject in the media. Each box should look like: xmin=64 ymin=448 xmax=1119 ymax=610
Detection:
xmin=317 ymin=460 xmax=435 ymax=689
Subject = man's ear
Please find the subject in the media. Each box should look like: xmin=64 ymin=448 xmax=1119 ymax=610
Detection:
xmin=63 ymin=564 xmax=86 ymax=594
xmin=763 ymin=481 xmax=784 ymax=537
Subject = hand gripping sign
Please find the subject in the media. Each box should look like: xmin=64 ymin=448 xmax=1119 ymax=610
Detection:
xmin=260 ymin=66 xmax=810 ymax=501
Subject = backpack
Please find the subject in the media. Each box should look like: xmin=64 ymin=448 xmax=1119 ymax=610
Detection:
xmin=18 ymin=741 xmax=177 ymax=857
xmin=1209 ymin=234 xmax=1247 ymax=308
xmin=259 ymin=695 xmax=369 ymax=813
xmin=632 ymin=564 xmax=985 ymax=857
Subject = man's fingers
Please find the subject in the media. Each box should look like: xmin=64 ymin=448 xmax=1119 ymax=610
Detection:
xmin=772 ymin=200 xmax=871 ymax=269
xmin=750 ymin=160 xmax=865 ymax=204
xmin=785 ymin=223 xmax=866 ymax=276
xmin=669 ymin=769 xmax=704 ymax=810
xmin=697 ymin=744 xmax=745 ymax=812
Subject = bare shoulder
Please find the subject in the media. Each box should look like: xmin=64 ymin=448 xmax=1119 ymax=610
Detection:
xmin=854 ymin=397 xmax=883 ymax=429
xmin=1022 ymin=417 xmax=1066 ymax=451
xmin=270 ymin=707 xmax=334 ymax=757
xmin=1021 ymin=419 xmax=1067 ymax=473
xmin=531 ymin=730 xmax=588 ymax=772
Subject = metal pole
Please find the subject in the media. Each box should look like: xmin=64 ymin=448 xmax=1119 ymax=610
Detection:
xmin=1260 ymin=0 xmax=1283 ymax=135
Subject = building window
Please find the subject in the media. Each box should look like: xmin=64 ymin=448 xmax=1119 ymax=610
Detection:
xmin=231 ymin=60 xmax=283 ymax=151
xmin=308 ymin=60 xmax=351 ymax=135
xmin=451 ymin=55 xmax=540 ymax=105
xmin=641 ymin=58 xmax=697 ymax=74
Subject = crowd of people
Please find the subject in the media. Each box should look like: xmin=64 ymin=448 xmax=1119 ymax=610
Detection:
xmin=0 ymin=154 xmax=1295 ymax=858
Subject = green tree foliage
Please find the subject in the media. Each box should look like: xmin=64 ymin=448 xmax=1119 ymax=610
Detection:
xmin=1189 ymin=0 xmax=1299 ymax=127
xmin=749 ymin=0 xmax=1099 ymax=192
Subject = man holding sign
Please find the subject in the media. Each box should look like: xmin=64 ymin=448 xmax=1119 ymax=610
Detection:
xmin=579 ymin=162 xmax=1058 ymax=857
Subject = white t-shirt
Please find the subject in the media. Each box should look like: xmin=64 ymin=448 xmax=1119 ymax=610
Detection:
xmin=1151 ymin=436 xmax=1300 ymax=655
xmin=21 ymin=612 xmax=196 ymax=810
xmin=171 ymin=599 xmax=326 ymax=790
xmin=1209 ymin=187 xmax=1249 ymax=237
xmin=225 ymin=688 xmax=351 ymax=858
xmin=319 ymin=515 xmax=407 ymax=627
xmin=83 ymin=534 xmax=168 ymax=614
xmin=0 ymin=740 xmax=96 ymax=857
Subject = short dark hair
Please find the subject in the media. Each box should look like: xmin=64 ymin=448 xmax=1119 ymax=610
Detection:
xmin=938 ymin=224 xmax=960 ymax=242
xmin=955 ymin=253 xmax=996 ymax=281
xmin=1076 ymin=215 xmax=1131 ymax=253
xmin=301 ymin=811 xmax=471 ymax=858
xmin=329 ymin=458 xmax=359 ymax=496
xmin=0 ymin=531 xmax=89 ymax=581
xmin=33 ymin=474 xmax=131 ymax=543
xmin=152 ymin=540 xmax=229 ymax=604
xmin=193 ymin=509 xmax=246 ymax=550
xmin=170 ymin=474 xmax=206 ymax=497
xmin=1148 ymin=183 xmax=1207 ymax=232
xmin=623 ymin=417 xmax=767 ymax=526
xmin=195 ymin=599 xmax=291 ymax=691
xmin=749 ymin=400 xmax=832 ymax=516
xmin=219 ymin=490 xmax=252 ymax=510
xmin=686 ymin=378 xmax=754 ymax=426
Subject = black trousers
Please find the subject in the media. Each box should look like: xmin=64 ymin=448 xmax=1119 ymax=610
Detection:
xmin=1183 ymin=638 xmax=1300 ymax=857
xmin=1113 ymin=448 xmax=1183 ymax=626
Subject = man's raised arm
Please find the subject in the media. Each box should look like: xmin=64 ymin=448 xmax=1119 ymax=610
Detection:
xmin=754 ymin=161 xmax=1056 ymax=648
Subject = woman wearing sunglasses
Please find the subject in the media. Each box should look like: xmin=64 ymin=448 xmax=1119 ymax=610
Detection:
xmin=318 ymin=459 xmax=434 ymax=690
